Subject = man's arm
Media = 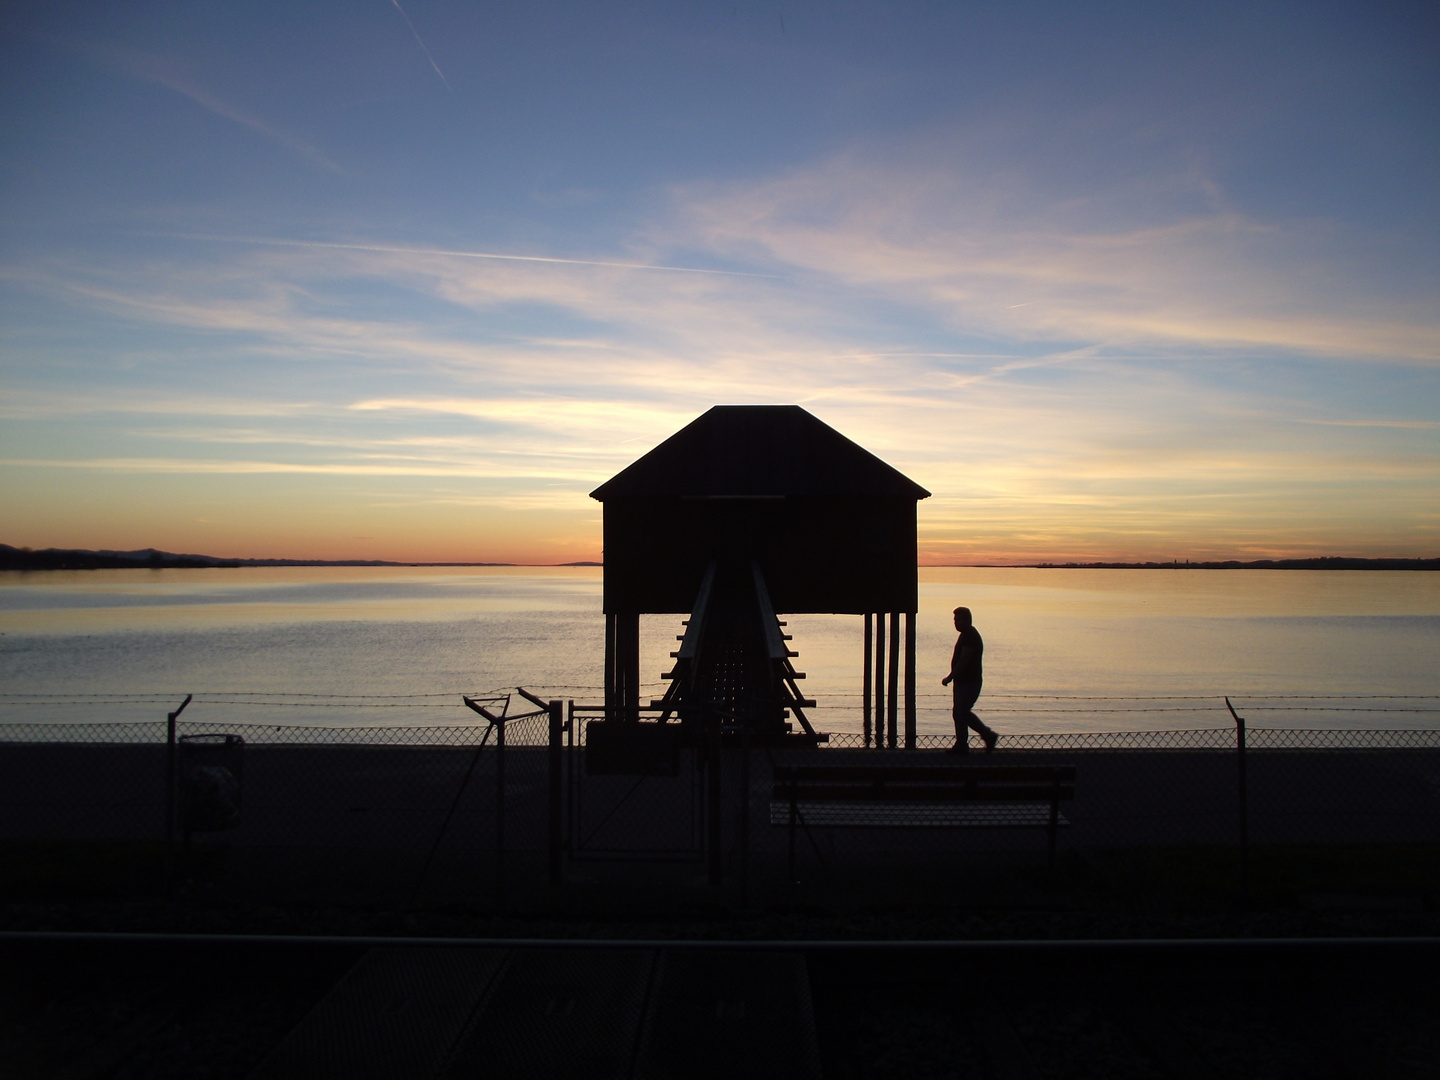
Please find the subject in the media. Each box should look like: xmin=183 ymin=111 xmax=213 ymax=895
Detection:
xmin=941 ymin=643 xmax=961 ymax=686
xmin=944 ymin=645 xmax=976 ymax=686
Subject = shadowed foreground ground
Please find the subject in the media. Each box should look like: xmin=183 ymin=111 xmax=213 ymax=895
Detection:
xmin=4 ymin=935 xmax=1438 ymax=1079
xmin=3 ymin=838 xmax=1440 ymax=1078
xmin=4 ymin=741 xmax=1438 ymax=1076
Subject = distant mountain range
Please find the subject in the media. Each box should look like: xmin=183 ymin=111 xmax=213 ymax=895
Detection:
xmin=1 ymin=544 xmax=1432 ymax=571
xmin=0 ymin=545 xmax=601 ymax=570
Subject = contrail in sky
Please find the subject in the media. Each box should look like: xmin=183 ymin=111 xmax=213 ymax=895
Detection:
xmin=78 ymin=42 xmax=344 ymax=173
xmin=390 ymin=0 xmax=450 ymax=89
xmin=166 ymin=233 xmax=780 ymax=278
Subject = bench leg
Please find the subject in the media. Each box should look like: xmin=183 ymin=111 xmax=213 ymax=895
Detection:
xmin=1048 ymin=780 xmax=1060 ymax=877
xmin=788 ymin=795 xmax=798 ymax=881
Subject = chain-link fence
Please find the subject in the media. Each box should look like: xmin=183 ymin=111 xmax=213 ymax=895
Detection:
xmin=3 ymin=690 xmax=1438 ymax=909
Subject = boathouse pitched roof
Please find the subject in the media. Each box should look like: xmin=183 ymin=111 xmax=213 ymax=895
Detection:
xmin=589 ymin=405 xmax=931 ymax=501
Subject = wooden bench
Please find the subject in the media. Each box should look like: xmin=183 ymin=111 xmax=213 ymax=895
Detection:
xmin=771 ymin=764 xmax=1076 ymax=877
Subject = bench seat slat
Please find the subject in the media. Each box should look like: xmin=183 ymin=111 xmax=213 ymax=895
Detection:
xmin=769 ymin=802 xmax=1070 ymax=828
xmin=773 ymin=783 xmax=1074 ymax=803
xmin=776 ymin=765 xmax=1076 ymax=783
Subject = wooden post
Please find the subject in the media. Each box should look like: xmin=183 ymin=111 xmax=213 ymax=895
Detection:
xmin=862 ymin=613 xmax=873 ymax=748
xmin=548 ymin=700 xmax=563 ymax=887
xmin=604 ymin=613 xmax=616 ymax=718
xmin=618 ymin=612 xmax=640 ymax=720
xmin=874 ymin=613 xmax=886 ymax=748
xmin=881 ymin=613 xmax=892 ymax=754
xmin=904 ymin=612 xmax=916 ymax=749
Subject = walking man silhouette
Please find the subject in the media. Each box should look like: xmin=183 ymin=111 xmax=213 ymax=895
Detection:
xmin=941 ymin=606 xmax=998 ymax=753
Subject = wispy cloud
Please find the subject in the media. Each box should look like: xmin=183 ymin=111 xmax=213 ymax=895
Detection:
xmin=6 ymin=149 xmax=1437 ymax=560
xmin=10 ymin=8 xmax=1435 ymax=562
xmin=1290 ymin=419 xmax=1439 ymax=429
xmin=669 ymin=150 xmax=1440 ymax=363
xmin=348 ymin=396 xmax=700 ymax=429
xmin=0 ymin=457 xmax=582 ymax=480
xmin=164 ymin=233 xmax=777 ymax=278
xmin=0 ymin=387 xmax=320 ymax=421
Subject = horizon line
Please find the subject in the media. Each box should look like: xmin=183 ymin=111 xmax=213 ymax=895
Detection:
xmin=3 ymin=545 xmax=1436 ymax=570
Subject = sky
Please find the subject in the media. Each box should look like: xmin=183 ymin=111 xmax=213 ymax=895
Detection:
xmin=1 ymin=1 xmax=1437 ymax=565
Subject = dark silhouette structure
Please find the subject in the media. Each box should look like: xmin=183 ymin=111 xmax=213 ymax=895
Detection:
xmin=590 ymin=405 xmax=930 ymax=747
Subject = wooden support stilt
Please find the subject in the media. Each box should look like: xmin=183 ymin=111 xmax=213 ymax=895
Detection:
xmin=881 ymin=613 xmax=892 ymax=748
xmin=608 ymin=612 xmax=639 ymax=721
xmin=620 ymin=612 xmax=640 ymax=721
xmin=863 ymin=613 xmax=873 ymax=748
xmin=604 ymin=613 xmax=616 ymax=719
xmin=904 ymin=611 xmax=916 ymax=749
xmin=874 ymin=612 xmax=886 ymax=748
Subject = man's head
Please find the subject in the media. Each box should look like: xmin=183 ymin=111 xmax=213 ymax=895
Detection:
xmin=953 ymin=606 xmax=972 ymax=630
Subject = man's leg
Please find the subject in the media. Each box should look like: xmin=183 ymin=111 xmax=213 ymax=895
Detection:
xmin=948 ymin=698 xmax=968 ymax=753
xmin=956 ymin=683 xmax=998 ymax=752
xmin=951 ymin=684 xmax=980 ymax=753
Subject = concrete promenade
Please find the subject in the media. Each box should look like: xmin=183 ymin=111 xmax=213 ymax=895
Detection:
xmin=3 ymin=742 xmax=1437 ymax=848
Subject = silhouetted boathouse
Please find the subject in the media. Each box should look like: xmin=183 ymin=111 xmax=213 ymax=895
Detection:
xmin=590 ymin=405 xmax=930 ymax=747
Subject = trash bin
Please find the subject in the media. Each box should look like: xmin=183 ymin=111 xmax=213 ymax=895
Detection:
xmin=178 ymin=733 xmax=244 ymax=832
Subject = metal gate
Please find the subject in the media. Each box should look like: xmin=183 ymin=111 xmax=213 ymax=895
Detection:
xmin=567 ymin=704 xmax=705 ymax=862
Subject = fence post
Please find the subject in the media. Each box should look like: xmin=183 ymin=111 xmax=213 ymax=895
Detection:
xmin=1226 ymin=697 xmax=1248 ymax=900
xmin=495 ymin=713 xmax=506 ymax=912
xmin=163 ymin=694 xmax=192 ymax=889
xmin=568 ymin=701 xmax=578 ymax=857
xmin=548 ymin=699 xmax=563 ymax=887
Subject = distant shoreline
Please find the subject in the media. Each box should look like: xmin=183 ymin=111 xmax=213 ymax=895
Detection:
xmin=2 ymin=545 xmax=1435 ymax=572
xmin=1023 ymin=558 xmax=1440 ymax=571
xmin=0 ymin=545 xmax=600 ymax=571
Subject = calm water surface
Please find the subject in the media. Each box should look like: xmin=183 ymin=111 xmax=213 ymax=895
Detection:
xmin=2 ymin=567 xmax=1437 ymax=736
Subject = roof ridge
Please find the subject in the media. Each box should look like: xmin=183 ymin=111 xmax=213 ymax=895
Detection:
xmin=590 ymin=405 xmax=930 ymax=500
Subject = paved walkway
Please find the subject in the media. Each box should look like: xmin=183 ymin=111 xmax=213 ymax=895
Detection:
xmin=251 ymin=945 xmax=822 ymax=1080
xmin=4 ymin=743 xmax=1436 ymax=850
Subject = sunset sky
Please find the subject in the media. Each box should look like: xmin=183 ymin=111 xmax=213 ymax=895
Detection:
xmin=2 ymin=2 xmax=1437 ymax=564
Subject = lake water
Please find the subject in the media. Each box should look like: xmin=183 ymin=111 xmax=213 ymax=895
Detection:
xmin=2 ymin=566 xmax=1437 ymax=737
